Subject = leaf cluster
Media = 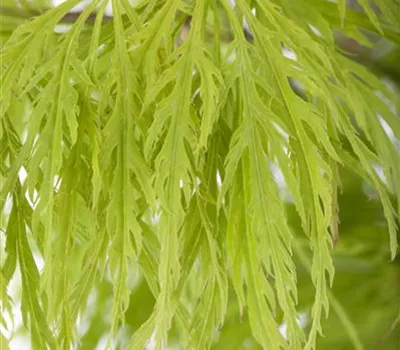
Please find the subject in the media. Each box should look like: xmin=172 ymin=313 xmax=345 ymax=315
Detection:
xmin=0 ymin=0 xmax=399 ymax=349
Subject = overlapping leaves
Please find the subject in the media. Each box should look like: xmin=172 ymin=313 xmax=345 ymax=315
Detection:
xmin=0 ymin=0 xmax=399 ymax=349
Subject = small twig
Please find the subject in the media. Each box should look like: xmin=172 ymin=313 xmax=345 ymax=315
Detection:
xmin=61 ymin=11 xmax=112 ymax=24
xmin=378 ymin=309 xmax=400 ymax=344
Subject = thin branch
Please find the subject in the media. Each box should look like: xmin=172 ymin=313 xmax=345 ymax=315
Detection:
xmin=0 ymin=6 xmax=112 ymax=24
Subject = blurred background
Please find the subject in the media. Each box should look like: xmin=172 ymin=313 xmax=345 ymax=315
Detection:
xmin=0 ymin=0 xmax=399 ymax=349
